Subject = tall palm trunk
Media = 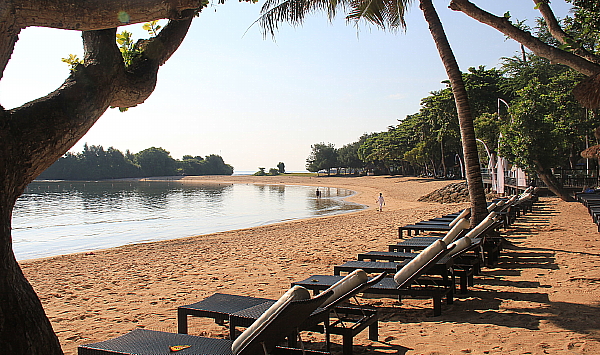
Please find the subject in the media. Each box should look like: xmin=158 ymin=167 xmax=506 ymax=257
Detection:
xmin=419 ymin=0 xmax=488 ymax=225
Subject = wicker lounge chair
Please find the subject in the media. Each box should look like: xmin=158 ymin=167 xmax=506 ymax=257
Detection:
xmin=357 ymin=236 xmax=483 ymax=293
xmin=334 ymin=216 xmax=489 ymax=296
xmin=397 ymin=208 xmax=471 ymax=237
xmin=390 ymin=212 xmax=501 ymax=257
xmin=177 ymin=270 xmax=386 ymax=355
xmin=79 ymin=286 xmax=333 ymax=355
xmin=294 ymin=240 xmax=453 ymax=316
xmin=397 ymin=197 xmax=524 ymax=238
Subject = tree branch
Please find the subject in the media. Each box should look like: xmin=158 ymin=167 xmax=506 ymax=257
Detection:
xmin=534 ymin=0 xmax=569 ymax=44
xmin=449 ymin=0 xmax=600 ymax=76
xmin=13 ymin=0 xmax=204 ymax=30
xmin=3 ymin=29 xmax=124 ymax=192
xmin=533 ymin=0 xmax=600 ymax=65
xmin=0 ymin=3 xmax=20 ymax=81
xmin=109 ymin=13 xmax=194 ymax=108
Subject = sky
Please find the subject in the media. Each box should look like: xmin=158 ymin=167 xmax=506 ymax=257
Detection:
xmin=0 ymin=0 xmax=573 ymax=173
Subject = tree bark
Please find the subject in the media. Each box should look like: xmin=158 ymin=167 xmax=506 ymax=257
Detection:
xmin=0 ymin=5 xmax=197 ymax=352
xmin=420 ymin=0 xmax=488 ymax=225
xmin=532 ymin=0 xmax=600 ymax=65
xmin=13 ymin=0 xmax=203 ymax=30
xmin=0 ymin=0 xmax=202 ymax=77
xmin=449 ymin=0 xmax=600 ymax=77
xmin=534 ymin=161 xmax=574 ymax=201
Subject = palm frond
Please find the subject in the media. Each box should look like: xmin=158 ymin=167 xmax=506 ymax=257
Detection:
xmin=346 ymin=0 xmax=413 ymax=30
xmin=258 ymin=0 xmax=351 ymax=38
xmin=256 ymin=0 xmax=412 ymax=38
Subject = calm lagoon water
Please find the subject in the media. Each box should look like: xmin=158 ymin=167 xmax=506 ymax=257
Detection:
xmin=12 ymin=181 xmax=364 ymax=260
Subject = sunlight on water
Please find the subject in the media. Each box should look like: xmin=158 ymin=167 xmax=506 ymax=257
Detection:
xmin=12 ymin=181 xmax=363 ymax=260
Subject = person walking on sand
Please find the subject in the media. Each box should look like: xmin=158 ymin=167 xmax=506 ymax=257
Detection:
xmin=376 ymin=193 xmax=385 ymax=212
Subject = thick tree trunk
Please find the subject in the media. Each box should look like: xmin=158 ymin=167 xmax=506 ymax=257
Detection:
xmin=0 ymin=8 xmax=196 ymax=352
xmin=534 ymin=163 xmax=574 ymax=202
xmin=420 ymin=0 xmax=488 ymax=225
xmin=0 ymin=28 xmax=120 ymax=354
xmin=0 ymin=204 xmax=63 ymax=354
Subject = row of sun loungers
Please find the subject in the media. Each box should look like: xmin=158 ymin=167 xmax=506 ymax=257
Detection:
xmin=575 ymin=192 xmax=600 ymax=232
xmin=78 ymin=187 xmax=538 ymax=355
xmin=397 ymin=192 xmax=535 ymax=238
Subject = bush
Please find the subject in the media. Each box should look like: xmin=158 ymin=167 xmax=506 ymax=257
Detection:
xmin=253 ymin=167 xmax=267 ymax=176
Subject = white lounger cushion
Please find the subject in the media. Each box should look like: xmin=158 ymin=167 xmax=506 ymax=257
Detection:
xmin=449 ymin=208 xmax=470 ymax=227
xmin=447 ymin=236 xmax=473 ymax=256
xmin=507 ymin=195 xmax=518 ymax=205
xmin=487 ymin=202 xmax=498 ymax=212
xmin=393 ymin=239 xmax=446 ymax=287
xmin=320 ymin=269 xmax=368 ymax=308
xmin=231 ymin=285 xmax=311 ymax=354
xmin=441 ymin=217 xmax=470 ymax=245
xmin=518 ymin=192 xmax=532 ymax=202
xmin=464 ymin=212 xmax=498 ymax=239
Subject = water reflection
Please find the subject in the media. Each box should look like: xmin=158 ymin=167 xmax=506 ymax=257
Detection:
xmin=13 ymin=181 xmax=363 ymax=260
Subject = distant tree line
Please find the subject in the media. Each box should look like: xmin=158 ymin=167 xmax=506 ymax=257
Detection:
xmin=253 ymin=162 xmax=286 ymax=176
xmin=37 ymin=144 xmax=234 ymax=180
xmin=307 ymin=58 xmax=595 ymax=191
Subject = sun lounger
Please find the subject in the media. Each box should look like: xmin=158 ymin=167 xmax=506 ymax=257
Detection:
xmin=575 ymin=193 xmax=600 ymax=231
xmin=398 ymin=208 xmax=470 ymax=238
xmin=351 ymin=213 xmax=501 ymax=297
xmin=397 ymin=197 xmax=527 ymax=238
xmin=294 ymin=240 xmax=453 ymax=316
xmin=79 ymin=286 xmax=334 ymax=355
xmin=358 ymin=236 xmax=482 ymax=293
xmin=391 ymin=213 xmax=501 ymax=257
xmin=178 ymin=270 xmax=386 ymax=355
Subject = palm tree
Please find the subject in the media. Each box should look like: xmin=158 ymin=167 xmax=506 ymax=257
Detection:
xmin=259 ymin=0 xmax=489 ymax=225
xmin=417 ymin=0 xmax=488 ymax=224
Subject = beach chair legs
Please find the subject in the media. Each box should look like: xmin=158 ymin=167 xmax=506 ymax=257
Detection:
xmin=177 ymin=308 xmax=188 ymax=334
xmin=433 ymin=296 xmax=442 ymax=316
xmin=369 ymin=322 xmax=378 ymax=341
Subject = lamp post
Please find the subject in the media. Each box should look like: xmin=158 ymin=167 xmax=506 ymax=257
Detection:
xmin=476 ymin=138 xmax=494 ymax=190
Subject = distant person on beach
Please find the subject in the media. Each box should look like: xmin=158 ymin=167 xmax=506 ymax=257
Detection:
xmin=376 ymin=193 xmax=385 ymax=211
xmin=316 ymin=188 xmax=321 ymax=198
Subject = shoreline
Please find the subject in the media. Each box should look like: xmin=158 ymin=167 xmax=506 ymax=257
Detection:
xmin=18 ymin=178 xmax=366 ymax=262
xmin=19 ymin=175 xmax=600 ymax=354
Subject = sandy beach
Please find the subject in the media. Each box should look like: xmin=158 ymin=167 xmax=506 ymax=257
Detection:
xmin=19 ymin=175 xmax=600 ymax=354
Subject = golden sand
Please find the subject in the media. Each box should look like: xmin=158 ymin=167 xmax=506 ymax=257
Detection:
xmin=20 ymin=175 xmax=600 ymax=354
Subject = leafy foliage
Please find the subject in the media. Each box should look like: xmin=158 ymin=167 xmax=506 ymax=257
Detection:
xmin=38 ymin=145 xmax=234 ymax=180
xmin=500 ymin=54 xmax=592 ymax=174
xmin=277 ymin=162 xmax=286 ymax=173
xmin=564 ymin=0 xmax=600 ymax=54
xmin=142 ymin=20 xmax=162 ymax=36
xmin=254 ymin=167 xmax=267 ymax=176
xmin=61 ymin=20 xmax=164 ymax=78
xmin=306 ymin=143 xmax=338 ymax=173
xmin=268 ymin=168 xmax=280 ymax=175
xmin=116 ymin=30 xmax=141 ymax=67
xmin=60 ymin=54 xmax=84 ymax=71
